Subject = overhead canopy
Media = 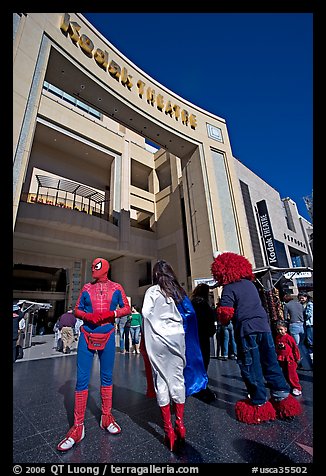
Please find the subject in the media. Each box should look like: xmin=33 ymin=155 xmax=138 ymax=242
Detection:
xmin=36 ymin=175 xmax=105 ymax=204
xmin=17 ymin=300 xmax=52 ymax=312
xmin=253 ymin=266 xmax=313 ymax=291
xmin=253 ymin=265 xmax=313 ymax=275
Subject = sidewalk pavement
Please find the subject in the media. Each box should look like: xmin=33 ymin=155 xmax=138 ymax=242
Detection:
xmin=13 ymin=335 xmax=313 ymax=465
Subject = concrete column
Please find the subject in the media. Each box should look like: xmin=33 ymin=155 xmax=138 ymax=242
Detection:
xmin=119 ymin=140 xmax=131 ymax=249
xmin=110 ymin=256 xmax=138 ymax=303
xmin=120 ymin=139 xmax=131 ymax=211
xmin=13 ymin=34 xmax=51 ymax=228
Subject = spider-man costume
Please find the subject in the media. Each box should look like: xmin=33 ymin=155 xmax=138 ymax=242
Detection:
xmin=57 ymin=258 xmax=131 ymax=451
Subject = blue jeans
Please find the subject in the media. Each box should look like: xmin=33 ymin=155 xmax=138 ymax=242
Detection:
xmin=237 ymin=332 xmax=290 ymax=405
xmin=221 ymin=322 xmax=237 ymax=357
xmin=130 ymin=326 xmax=141 ymax=345
xmin=288 ymin=322 xmax=305 ymax=346
xmin=289 ymin=322 xmax=305 ymax=363
xmin=118 ymin=322 xmax=130 ymax=351
xmin=305 ymin=325 xmax=313 ymax=351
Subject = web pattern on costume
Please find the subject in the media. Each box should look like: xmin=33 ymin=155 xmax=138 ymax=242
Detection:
xmin=75 ymin=280 xmax=129 ymax=317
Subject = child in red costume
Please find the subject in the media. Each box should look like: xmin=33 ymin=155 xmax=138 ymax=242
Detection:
xmin=275 ymin=321 xmax=302 ymax=396
xmin=211 ymin=252 xmax=302 ymax=424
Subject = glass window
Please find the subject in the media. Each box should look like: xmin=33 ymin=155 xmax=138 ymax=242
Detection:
xmin=211 ymin=150 xmax=239 ymax=253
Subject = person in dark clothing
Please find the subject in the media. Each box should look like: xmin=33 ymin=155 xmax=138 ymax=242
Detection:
xmin=283 ymin=294 xmax=305 ymax=343
xmin=13 ymin=303 xmax=23 ymax=363
xmin=211 ymin=252 xmax=302 ymax=424
xmin=191 ymin=284 xmax=216 ymax=371
xmin=219 ymin=321 xmax=237 ymax=360
xmin=58 ymin=310 xmax=77 ymax=354
xmin=190 ymin=283 xmax=217 ymax=403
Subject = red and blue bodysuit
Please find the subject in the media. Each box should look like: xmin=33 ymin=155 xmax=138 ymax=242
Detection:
xmin=57 ymin=258 xmax=131 ymax=452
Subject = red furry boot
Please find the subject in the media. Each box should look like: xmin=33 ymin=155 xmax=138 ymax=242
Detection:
xmin=270 ymin=394 xmax=302 ymax=420
xmin=235 ymin=398 xmax=277 ymax=424
xmin=160 ymin=404 xmax=177 ymax=451
xmin=57 ymin=389 xmax=88 ymax=451
xmin=100 ymin=385 xmax=121 ymax=434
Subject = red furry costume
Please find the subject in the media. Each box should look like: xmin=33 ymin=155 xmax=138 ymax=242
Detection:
xmin=211 ymin=252 xmax=302 ymax=424
xmin=275 ymin=325 xmax=302 ymax=393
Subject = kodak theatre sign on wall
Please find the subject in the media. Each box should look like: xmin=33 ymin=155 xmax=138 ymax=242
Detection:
xmin=60 ymin=14 xmax=197 ymax=130
xmin=257 ymin=200 xmax=279 ymax=267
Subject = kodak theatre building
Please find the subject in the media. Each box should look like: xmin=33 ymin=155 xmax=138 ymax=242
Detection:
xmin=13 ymin=13 xmax=312 ymax=323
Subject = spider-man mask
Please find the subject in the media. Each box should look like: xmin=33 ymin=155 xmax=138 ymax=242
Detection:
xmin=92 ymin=258 xmax=109 ymax=281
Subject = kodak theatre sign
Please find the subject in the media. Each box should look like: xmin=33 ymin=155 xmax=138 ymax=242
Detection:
xmin=60 ymin=14 xmax=197 ymax=130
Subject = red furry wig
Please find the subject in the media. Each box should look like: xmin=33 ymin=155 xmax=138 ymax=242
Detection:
xmin=211 ymin=252 xmax=255 ymax=286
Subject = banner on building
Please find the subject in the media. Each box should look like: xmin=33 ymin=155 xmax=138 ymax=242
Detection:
xmin=256 ymin=200 xmax=279 ymax=267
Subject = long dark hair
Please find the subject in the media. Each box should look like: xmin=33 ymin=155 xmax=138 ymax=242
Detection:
xmin=152 ymin=260 xmax=186 ymax=304
xmin=191 ymin=283 xmax=210 ymax=302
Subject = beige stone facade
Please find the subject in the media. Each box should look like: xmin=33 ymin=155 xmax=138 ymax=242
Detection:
xmin=14 ymin=13 xmax=311 ymax=320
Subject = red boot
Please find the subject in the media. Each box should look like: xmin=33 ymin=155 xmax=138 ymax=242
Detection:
xmin=100 ymin=385 xmax=121 ymax=434
xmin=140 ymin=339 xmax=156 ymax=398
xmin=270 ymin=394 xmax=302 ymax=420
xmin=57 ymin=389 xmax=88 ymax=451
xmin=174 ymin=402 xmax=186 ymax=444
xmin=160 ymin=404 xmax=177 ymax=451
xmin=235 ymin=399 xmax=276 ymax=424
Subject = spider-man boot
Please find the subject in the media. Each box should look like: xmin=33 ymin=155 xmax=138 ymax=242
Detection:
xmin=57 ymin=389 xmax=88 ymax=451
xmin=100 ymin=385 xmax=121 ymax=434
xmin=174 ymin=402 xmax=186 ymax=445
xmin=160 ymin=404 xmax=177 ymax=451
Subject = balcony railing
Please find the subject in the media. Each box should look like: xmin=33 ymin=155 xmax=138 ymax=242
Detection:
xmin=20 ymin=192 xmax=117 ymax=224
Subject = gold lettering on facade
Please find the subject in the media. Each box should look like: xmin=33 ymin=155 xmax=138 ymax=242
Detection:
xmin=137 ymin=80 xmax=145 ymax=98
xmin=189 ymin=114 xmax=197 ymax=129
xmin=60 ymin=14 xmax=197 ymax=129
xmin=60 ymin=12 xmax=70 ymax=32
xmin=181 ymin=109 xmax=189 ymax=125
xmin=156 ymin=94 xmax=164 ymax=111
xmin=108 ymin=60 xmax=121 ymax=80
xmin=121 ymin=67 xmax=133 ymax=89
xmin=173 ymin=105 xmax=181 ymax=121
xmin=67 ymin=21 xmax=81 ymax=43
xmin=94 ymin=48 xmax=109 ymax=70
xmin=164 ymin=101 xmax=173 ymax=117
xmin=146 ymin=87 xmax=155 ymax=106
xmin=79 ymin=34 xmax=94 ymax=56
